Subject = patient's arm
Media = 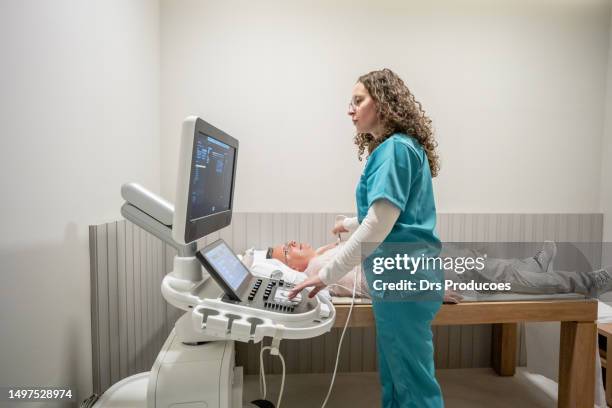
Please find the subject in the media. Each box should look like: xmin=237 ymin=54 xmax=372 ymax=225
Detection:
xmin=444 ymin=290 xmax=463 ymax=304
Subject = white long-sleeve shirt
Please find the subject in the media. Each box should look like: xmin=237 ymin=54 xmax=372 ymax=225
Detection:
xmin=318 ymin=199 xmax=400 ymax=285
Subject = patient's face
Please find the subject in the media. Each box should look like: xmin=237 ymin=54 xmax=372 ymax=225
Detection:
xmin=270 ymin=241 xmax=316 ymax=272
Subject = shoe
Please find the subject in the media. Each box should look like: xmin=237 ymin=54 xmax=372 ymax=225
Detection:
xmin=534 ymin=241 xmax=557 ymax=272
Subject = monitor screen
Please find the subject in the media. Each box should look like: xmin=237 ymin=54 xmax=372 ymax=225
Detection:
xmin=196 ymin=240 xmax=252 ymax=300
xmin=172 ymin=117 xmax=238 ymax=245
xmin=188 ymin=133 xmax=236 ymax=222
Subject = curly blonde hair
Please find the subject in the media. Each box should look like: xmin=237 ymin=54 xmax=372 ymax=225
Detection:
xmin=354 ymin=68 xmax=440 ymax=177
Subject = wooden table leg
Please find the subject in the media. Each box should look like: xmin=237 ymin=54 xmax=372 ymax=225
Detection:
xmin=558 ymin=321 xmax=596 ymax=408
xmin=606 ymin=335 xmax=612 ymax=407
xmin=491 ymin=323 xmax=517 ymax=376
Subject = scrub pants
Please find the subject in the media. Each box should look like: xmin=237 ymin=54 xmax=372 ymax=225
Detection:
xmin=372 ymin=299 xmax=444 ymax=408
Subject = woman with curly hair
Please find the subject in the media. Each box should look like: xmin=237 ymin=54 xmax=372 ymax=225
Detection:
xmin=289 ymin=68 xmax=444 ymax=407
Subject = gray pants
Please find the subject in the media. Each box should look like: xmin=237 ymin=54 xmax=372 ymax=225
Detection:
xmin=440 ymin=245 xmax=595 ymax=295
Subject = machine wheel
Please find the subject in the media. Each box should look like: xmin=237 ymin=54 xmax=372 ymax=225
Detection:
xmin=249 ymin=399 xmax=275 ymax=408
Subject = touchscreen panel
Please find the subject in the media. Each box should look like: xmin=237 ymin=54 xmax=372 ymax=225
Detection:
xmin=200 ymin=241 xmax=251 ymax=292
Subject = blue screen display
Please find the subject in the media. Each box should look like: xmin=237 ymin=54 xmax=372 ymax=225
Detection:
xmin=204 ymin=242 xmax=249 ymax=291
xmin=189 ymin=133 xmax=235 ymax=222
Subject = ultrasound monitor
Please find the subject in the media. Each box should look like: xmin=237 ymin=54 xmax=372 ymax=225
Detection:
xmin=173 ymin=117 xmax=239 ymax=245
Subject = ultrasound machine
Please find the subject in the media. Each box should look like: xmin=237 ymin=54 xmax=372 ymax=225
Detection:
xmin=88 ymin=117 xmax=335 ymax=408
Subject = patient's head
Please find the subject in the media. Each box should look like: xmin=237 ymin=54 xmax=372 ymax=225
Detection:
xmin=267 ymin=240 xmax=316 ymax=272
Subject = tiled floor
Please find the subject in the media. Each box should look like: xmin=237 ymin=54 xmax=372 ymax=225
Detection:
xmin=244 ymin=367 xmax=559 ymax=407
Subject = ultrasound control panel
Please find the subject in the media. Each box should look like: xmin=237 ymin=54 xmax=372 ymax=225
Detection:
xmin=225 ymin=275 xmax=318 ymax=314
xmin=196 ymin=239 xmax=317 ymax=314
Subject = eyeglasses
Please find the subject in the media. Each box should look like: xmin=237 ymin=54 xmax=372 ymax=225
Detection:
xmin=348 ymin=97 xmax=363 ymax=112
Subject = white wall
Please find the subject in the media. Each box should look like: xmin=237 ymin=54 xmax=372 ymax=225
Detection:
xmin=602 ymin=4 xmax=612 ymax=264
xmin=160 ymin=0 xmax=611 ymax=214
xmin=0 ymin=0 xmax=160 ymax=403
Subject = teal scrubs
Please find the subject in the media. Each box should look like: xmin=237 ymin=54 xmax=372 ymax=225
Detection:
xmin=356 ymin=133 xmax=444 ymax=408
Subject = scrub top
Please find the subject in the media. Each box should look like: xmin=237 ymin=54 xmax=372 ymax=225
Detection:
xmin=356 ymin=133 xmax=445 ymax=408
xmin=356 ymin=133 xmax=440 ymax=248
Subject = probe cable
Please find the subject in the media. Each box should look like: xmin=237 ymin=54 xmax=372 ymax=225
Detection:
xmin=259 ymin=344 xmax=286 ymax=408
xmin=257 ymin=268 xmax=358 ymax=408
xmin=320 ymin=267 xmax=357 ymax=408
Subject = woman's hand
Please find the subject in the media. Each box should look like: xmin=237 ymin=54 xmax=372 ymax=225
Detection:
xmin=331 ymin=218 xmax=349 ymax=236
xmin=287 ymin=275 xmax=327 ymax=299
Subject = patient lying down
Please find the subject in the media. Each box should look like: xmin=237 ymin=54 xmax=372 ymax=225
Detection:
xmin=266 ymin=240 xmax=612 ymax=301
xmin=267 ymin=241 xmax=370 ymax=298
xmin=266 ymin=240 xmax=463 ymax=303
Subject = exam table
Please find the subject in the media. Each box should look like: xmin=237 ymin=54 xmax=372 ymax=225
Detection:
xmin=333 ymin=297 xmax=598 ymax=408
